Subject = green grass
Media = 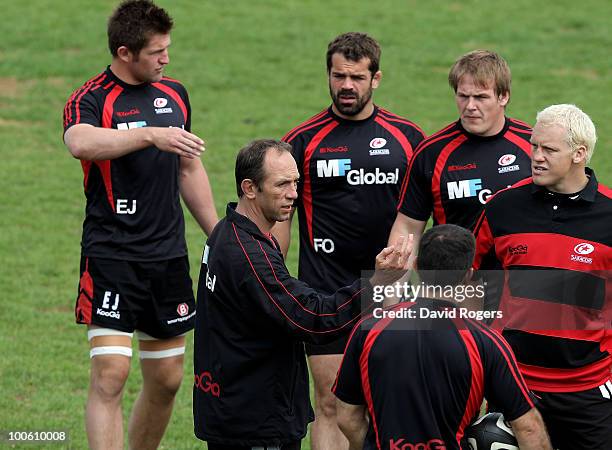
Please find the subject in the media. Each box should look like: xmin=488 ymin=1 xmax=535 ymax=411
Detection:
xmin=0 ymin=0 xmax=610 ymax=448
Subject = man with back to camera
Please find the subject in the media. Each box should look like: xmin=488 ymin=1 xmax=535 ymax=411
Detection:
xmin=276 ymin=32 xmax=425 ymax=450
xmin=388 ymin=50 xmax=532 ymax=259
xmin=334 ymin=224 xmax=552 ymax=450
xmin=473 ymin=104 xmax=612 ymax=449
xmin=193 ymin=139 xmax=412 ymax=449
xmin=63 ymin=1 xmax=217 ymax=448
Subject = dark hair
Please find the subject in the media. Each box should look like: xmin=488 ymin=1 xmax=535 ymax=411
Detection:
xmin=326 ymin=32 xmax=381 ymax=77
xmin=448 ymin=50 xmax=511 ymax=98
xmin=108 ymin=0 xmax=173 ymax=57
xmin=235 ymin=139 xmax=292 ymax=197
xmin=416 ymin=224 xmax=475 ymax=286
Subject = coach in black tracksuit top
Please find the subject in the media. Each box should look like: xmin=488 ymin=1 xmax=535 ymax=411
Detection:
xmin=473 ymin=105 xmax=612 ymax=449
xmin=193 ymin=140 xmax=411 ymax=449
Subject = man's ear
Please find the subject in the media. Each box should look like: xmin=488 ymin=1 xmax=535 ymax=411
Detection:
xmin=572 ymin=145 xmax=587 ymax=164
xmin=116 ymin=46 xmax=132 ymax=63
xmin=371 ymin=70 xmax=382 ymax=90
xmin=240 ymin=179 xmax=258 ymax=200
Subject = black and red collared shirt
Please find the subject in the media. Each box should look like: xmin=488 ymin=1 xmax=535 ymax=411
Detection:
xmin=333 ymin=299 xmax=534 ymax=450
xmin=283 ymin=106 xmax=424 ymax=293
xmin=63 ymin=66 xmax=191 ymax=261
xmin=399 ymin=117 xmax=531 ymax=230
xmin=473 ymin=169 xmax=612 ymax=392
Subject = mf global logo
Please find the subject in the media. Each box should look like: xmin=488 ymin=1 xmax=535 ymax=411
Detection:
xmin=571 ymin=242 xmax=594 ymax=264
xmin=446 ymin=178 xmax=491 ymax=204
xmin=316 ymin=159 xmax=398 ymax=185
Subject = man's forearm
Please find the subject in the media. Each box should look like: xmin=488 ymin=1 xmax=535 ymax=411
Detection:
xmin=64 ymin=124 xmax=155 ymax=160
xmin=180 ymin=158 xmax=218 ymax=236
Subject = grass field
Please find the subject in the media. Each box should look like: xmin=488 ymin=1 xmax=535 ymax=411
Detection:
xmin=0 ymin=0 xmax=610 ymax=448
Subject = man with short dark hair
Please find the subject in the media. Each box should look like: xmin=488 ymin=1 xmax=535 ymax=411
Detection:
xmin=193 ymin=139 xmax=412 ymax=449
xmin=388 ymin=50 xmax=532 ymax=258
xmin=334 ymin=225 xmax=552 ymax=450
xmin=277 ymin=32 xmax=425 ymax=449
xmin=473 ymin=104 xmax=612 ymax=449
xmin=63 ymin=1 xmax=217 ymax=448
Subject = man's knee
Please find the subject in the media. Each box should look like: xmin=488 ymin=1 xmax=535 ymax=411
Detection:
xmin=141 ymin=356 xmax=185 ymax=398
xmin=90 ymin=356 xmax=130 ymax=400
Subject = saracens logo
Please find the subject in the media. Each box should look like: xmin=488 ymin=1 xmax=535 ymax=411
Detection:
xmin=498 ymin=153 xmax=520 ymax=174
xmin=177 ymin=303 xmax=189 ymax=317
xmin=571 ymin=242 xmax=594 ymax=264
xmin=498 ymin=154 xmax=516 ymax=166
xmin=154 ymin=97 xmax=168 ymax=108
xmin=370 ymin=138 xmax=387 ymax=148
xmin=574 ymin=243 xmax=594 ymax=255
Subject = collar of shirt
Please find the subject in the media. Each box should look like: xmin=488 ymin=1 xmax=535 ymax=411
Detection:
xmin=530 ymin=167 xmax=598 ymax=203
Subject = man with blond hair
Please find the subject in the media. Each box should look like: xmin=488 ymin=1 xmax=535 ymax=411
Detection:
xmin=473 ymin=104 xmax=612 ymax=449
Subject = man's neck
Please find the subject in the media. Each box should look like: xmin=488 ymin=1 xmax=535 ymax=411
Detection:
xmin=547 ymin=166 xmax=589 ymax=194
xmin=235 ymin=201 xmax=273 ymax=234
xmin=109 ymin=60 xmax=143 ymax=86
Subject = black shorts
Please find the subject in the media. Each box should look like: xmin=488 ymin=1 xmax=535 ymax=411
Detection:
xmin=305 ymin=334 xmax=348 ymax=356
xmin=533 ymin=382 xmax=612 ymax=450
xmin=75 ymin=255 xmax=195 ymax=339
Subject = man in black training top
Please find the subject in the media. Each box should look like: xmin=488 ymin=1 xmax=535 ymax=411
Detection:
xmin=334 ymin=224 xmax=552 ymax=450
xmin=388 ymin=50 xmax=532 ymax=256
xmin=277 ymin=32 xmax=425 ymax=450
xmin=63 ymin=1 xmax=217 ymax=448
xmin=193 ymin=139 xmax=412 ymax=450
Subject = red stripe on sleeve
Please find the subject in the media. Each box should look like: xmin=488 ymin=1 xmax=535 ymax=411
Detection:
xmin=152 ymin=82 xmax=188 ymax=122
xmin=374 ymin=116 xmax=414 ymax=202
xmin=431 ymin=134 xmax=468 ymax=224
xmin=455 ymin=329 xmax=484 ymax=444
xmin=396 ymin=129 xmax=462 ymax=211
xmin=95 ymin=84 xmax=124 ymax=212
xmin=473 ymin=214 xmax=494 ymax=269
xmin=468 ymin=319 xmax=535 ymax=406
xmin=282 ymin=109 xmax=329 ymax=142
xmin=359 ymin=315 xmax=396 ymax=449
xmin=597 ymin=184 xmax=612 ymax=199
xmin=503 ymin=130 xmax=532 ymax=157
xmin=302 ymin=121 xmax=339 ymax=245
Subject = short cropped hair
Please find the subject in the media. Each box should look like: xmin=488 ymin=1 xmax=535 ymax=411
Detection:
xmin=326 ymin=32 xmax=381 ymax=77
xmin=108 ymin=0 xmax=173 ymax=57
xmin=535 ymin=104 xmax=597 ymax=163
xmin=416 ymin=224 xmax=476 ymax=287
xmin=448 ymin=50 xmax=511 ymax=98
xmin=235 ymin=139 xmax=292 ymax=197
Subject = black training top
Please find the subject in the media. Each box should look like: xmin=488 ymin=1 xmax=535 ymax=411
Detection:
xmin=399 ymin=118 xmax=532 ymax=230
xmin=334 ymin=299 xmax=534 ymax=450
xmin=63 ymin=67 xmax=191 ymax=261
xmin=284 ymin=106 xmax=425 ymax=293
